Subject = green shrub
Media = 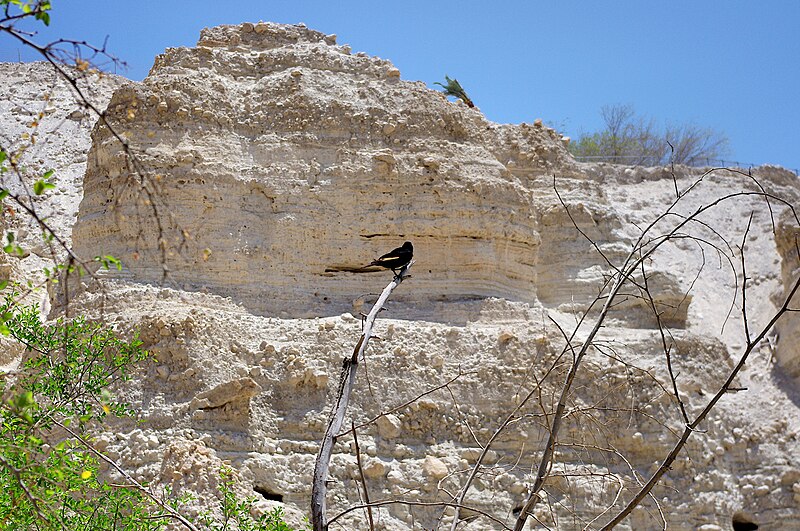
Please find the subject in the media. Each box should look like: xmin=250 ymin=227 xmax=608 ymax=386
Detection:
xmin=0 ymin=298 xmax=166 ymax=529
xmin=0 ymin=298 xmax=303 ymax=530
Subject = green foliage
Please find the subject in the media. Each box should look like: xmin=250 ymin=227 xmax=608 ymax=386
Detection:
xmin=434 ymin=75 xmax=475 ymax=108
xmin=8 ymin=302 xmax=148 ymax=421
xmin=3 ymin=232 xmax=26 ymax=258
xmin=42 ymin=261 xmax=81 ymax=284
xmin=95 ymin=254 xmax=123 ymax=271
xmin=0 ymin=297 xmax=165 ymax=529
xmin=33 ymin=172 xmax=56 ymax=195
xmin=0 ymin=298 xmax=303 ymax=530
xmin=0 ymin=2 xmax=302 ymax=527
xmin=1 ymin=0 xmax=51 ymax=25
xmin=570 ymin=104 xmax=729 ymax=166
xmin=201 ymin=468 xmax=307 ymax=531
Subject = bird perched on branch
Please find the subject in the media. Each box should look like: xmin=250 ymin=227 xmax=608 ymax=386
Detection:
xmin=369 ymin=241 xmax=413 ymax=275
xmin=322 ymin=241 xmax=414 ymax=275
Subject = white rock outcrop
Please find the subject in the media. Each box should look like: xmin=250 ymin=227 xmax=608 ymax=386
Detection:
xmin=72 ymin=23 xmax=576 ymax=322
xmin=3 ymin=21 xmax=800 ymax=531
xmin=0 ymin=62 xmax=123 ymax=289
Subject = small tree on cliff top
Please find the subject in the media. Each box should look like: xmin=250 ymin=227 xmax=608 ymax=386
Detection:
xmin=434 ymin=75 xmax=475 ymax=108
xmin=570 ymin=103 xmax=729 ymax=166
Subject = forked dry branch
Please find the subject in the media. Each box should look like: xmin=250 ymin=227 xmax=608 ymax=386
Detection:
xmin=510 ymin=170 xmax=799 ymax=530
xmin=311 ymin=261 xmax=413 ymax=531
xmin=599 ymin=221 xmax=800 ymax=529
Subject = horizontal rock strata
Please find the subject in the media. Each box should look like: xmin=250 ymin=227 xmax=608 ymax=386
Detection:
xmin=4 ymin=21 xmax=800 ymax=530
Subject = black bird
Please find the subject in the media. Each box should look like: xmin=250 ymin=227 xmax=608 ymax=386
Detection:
xmin=369 ymin=241 xmax=413 ymax=275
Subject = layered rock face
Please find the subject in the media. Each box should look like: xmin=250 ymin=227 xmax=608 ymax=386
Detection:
xmin=0 ymin=63 xmax=122 ymax=290
xmin=5 ymin=21 xmax=800 ymax=531
xmin=73 ymin=23 xmax=579 ymax=321
xmin=775 ymin=214 xmax=800 ymax=378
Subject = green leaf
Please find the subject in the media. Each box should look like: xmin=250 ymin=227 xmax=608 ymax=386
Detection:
xmin=94 ymin=254 xmax=122 ymax=271
xmin=15 ymin=390 xmax=35 ymax=409
xmin=0 ymin=280 xmax=7 ymax=290
xmin=0 ymin=188 xmax=9 ymax=200
xmin=3 ymin=240 xmax=26 ymax=257
xmin=36 ymin=10 xmax=50 ymax=25
xmin=33 ymin=179 xmax=55 ymax=195
xmin=42 ymin=169 xmax=54 ymax=179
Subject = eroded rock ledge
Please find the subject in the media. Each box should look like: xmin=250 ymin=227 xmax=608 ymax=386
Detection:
xmin=73 ymin=22 xmax=581 ymax=320
xmin=4 ymin=19 xmax=799 ymax=531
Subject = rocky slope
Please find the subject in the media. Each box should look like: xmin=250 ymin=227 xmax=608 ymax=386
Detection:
xmin=72 ymin=22 xmax=577 ymax=322
xmin=3 ymin=22 xmax=800 ymax=531
xmin=0 ymin=61 xmax=123 ymax=360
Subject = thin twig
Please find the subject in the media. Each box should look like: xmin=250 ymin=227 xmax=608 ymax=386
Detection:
xmin=330 ymin=499 xmax=512 ymax=529
xmin=639 ymin=260 xmax=688 ymax=424
xmin=0 ymin=454 xmax=48 ymax=523
xmin=740 ymin=212 xmax=755 ymax=345
xmin=351 ymin=422 xmax=375 ymax=531
xmin=338 ymin=369 xmax=472 ymax=437
xmin=311 ymin=262 xmax=413 ymax=531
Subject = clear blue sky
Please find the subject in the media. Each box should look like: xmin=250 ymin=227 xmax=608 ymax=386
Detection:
xmin=3 ymin=1 xmax=799 ymax=172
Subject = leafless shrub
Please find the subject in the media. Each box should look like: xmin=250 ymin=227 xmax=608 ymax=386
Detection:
xmin=570 ymin=104 xmax=729 ymax=166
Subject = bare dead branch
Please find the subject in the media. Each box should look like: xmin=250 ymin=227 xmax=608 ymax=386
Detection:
xmin=740 ymin=212 xmax=755 ymax=345
xmin=311 ymin=262 xmax=413 ymax=531
xmin=513 ymin=260 xmax=632 ymax=530
xmin=513 ymin=172 xmax=798 ymax=530
xmin=351 ymin=422 xmax=375 ymax=531
xmin=600 ymin=270 xmax=800 ymax=528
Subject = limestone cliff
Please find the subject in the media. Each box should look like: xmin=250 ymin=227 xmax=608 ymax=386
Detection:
xmin=3 ymin=21 xmax=800 ymax=531
xmin=72 ymin=22 xmax=576 ymax=321
xmin=0 ymin=62 xmax=123 ymax=292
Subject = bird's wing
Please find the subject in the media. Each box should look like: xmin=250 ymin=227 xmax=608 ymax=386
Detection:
xmin=373 ymin=249 xmax=403 ymax=262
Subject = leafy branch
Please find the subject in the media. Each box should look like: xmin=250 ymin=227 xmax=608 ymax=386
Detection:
xmin=434 ymin=75 xmax=475 ymax=108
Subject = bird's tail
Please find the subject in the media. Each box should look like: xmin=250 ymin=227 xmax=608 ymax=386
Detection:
xmin=324 ymin=264 xmax=379 ymax=273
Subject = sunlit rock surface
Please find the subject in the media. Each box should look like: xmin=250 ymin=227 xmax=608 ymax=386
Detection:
xmin=3 ymin=22 xmax=800 ymax=530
